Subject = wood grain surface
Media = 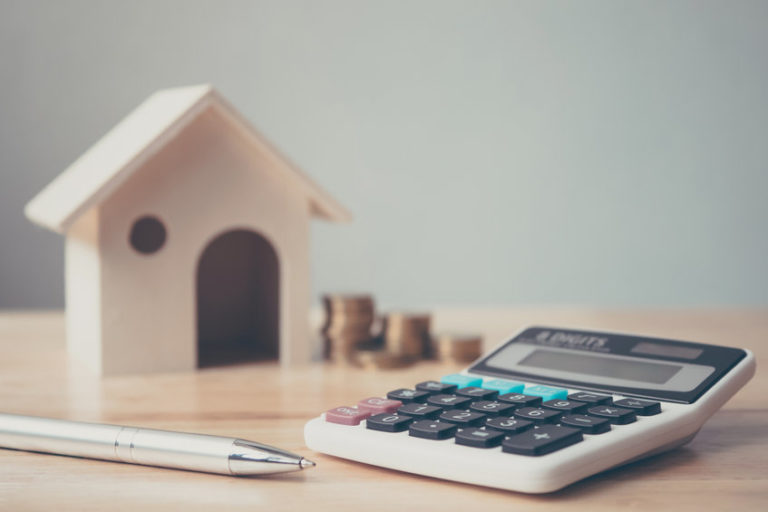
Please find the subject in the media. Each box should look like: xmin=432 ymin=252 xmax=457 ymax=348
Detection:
xmin=0 ymin=309 xmax=766 ymax=511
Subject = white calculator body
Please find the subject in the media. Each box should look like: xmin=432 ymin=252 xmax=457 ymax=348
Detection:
xmin=304 ymin=327 xmax=755 ymax=493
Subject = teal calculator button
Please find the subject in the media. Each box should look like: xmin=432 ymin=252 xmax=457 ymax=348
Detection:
xmin=482 ymin=379 xmax=525 ymax=394
xmin=441 ymin=374 xmax=482 ymax=389
xmin=524 ymin=385 xmax=568 ymax=401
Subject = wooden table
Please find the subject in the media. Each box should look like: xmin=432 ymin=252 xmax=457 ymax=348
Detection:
xmin=0 ymin=309 xmax=766 ymax=510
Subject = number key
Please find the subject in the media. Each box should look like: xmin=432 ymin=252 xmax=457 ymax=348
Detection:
xmin=365 ymin=413 xmax=413 ymax=432
xmin=485 ymin=416 xmax=534 ymax=434
xmin=542 ymin=399 xmax=588 ymax=414
xmin=514 ymin=407 xmax=562 ymax=423
xmin=469 ymin=400 xmax=516 ymax=417
xmin=439 ymin=409 xmax=487 ymax=427
xmin=426 ymin=394 xmax=473 ymax=409
xmin=397 ymin=402 xmax=442 ymax=419
xmin=498 ymin=393 xmax=542 ymax=408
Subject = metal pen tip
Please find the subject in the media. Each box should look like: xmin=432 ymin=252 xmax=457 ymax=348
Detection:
xmin=300 ymin=458 xmax=316 ymax=469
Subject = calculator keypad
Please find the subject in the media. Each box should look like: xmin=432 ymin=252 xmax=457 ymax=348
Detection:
xmin=328 ymin=374 xmax=664 ymax=457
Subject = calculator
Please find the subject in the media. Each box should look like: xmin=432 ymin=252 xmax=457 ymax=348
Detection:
xmin=304 ymin=326 xmax=755 ymax=493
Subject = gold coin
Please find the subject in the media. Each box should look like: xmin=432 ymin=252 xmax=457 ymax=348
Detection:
xmin=433 ymin=333 xmax=483 ymax=363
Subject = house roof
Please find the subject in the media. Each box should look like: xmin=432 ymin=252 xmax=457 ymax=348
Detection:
xmin=25 ymin=84 xmax=352 ymax=233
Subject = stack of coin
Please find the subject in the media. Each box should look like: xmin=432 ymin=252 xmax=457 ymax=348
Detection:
xmin=383 ymin=313 xmax=432 ymax=359
xmin=354 ymin=349 xmax=413 ymax=370
xmin=321 ymin=294 xmax=375 ymax=363
xmin=433 ymin=333 xmax=483 ymax=363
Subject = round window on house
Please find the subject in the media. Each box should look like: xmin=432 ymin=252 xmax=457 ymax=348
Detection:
xmin=129 ymin=215 xmax=167 ymax=254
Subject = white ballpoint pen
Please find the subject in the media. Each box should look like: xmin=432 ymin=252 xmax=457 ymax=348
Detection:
xmin=0 ymin=412 xmax=316 ymax=476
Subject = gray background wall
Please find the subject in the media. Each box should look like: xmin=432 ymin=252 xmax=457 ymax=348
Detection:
xmin=1 ymin=0 xmax=767 ymax=309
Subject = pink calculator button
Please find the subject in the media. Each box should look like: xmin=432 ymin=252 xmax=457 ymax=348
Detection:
xmin=357 ymin=397 xmax=402 ymax=414
xmin=325 ymin=406 xmax=371 ymax=426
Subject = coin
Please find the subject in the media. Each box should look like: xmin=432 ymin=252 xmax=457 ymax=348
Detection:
xmin=321 ymin=294 xmax=376 ymax=363
xmin=382 ymin=312 xmax=432 ymax=358
xmin=433 ymin=333 xmax=483 ymax=363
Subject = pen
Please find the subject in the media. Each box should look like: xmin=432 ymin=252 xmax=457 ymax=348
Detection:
xmin=0 ymin=412 xmax=316 ymax=476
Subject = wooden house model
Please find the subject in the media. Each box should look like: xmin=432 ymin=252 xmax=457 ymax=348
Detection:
xmin=25 ymin=85 xmax=350 ymax=375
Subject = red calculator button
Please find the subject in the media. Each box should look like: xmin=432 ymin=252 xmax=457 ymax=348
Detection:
xmin=357 ymin=397 xmax=403 ymax=414
xmin=325 ymin=406 xmax=371 ymax=426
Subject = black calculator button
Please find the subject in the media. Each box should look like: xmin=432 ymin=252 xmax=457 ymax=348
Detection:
xmin=439 ymin=409 xmax=487 ymax=427
xmin=498 ymin=393 xmax=542 ymax=408
xmin=455 ymin=387 xmax=499 ymax=400
xmin=469 ymin=400 xmax=516 ymax=417
xmin=560 ymin=414 xmax=612 ymax=434
xmin=455 ymin=427 xmax=505 ymax=448
xmin=613 ymin=398 xmax=661 ymax=416
xmin=513 ymin=407 xmax=562 ymax=423
xmin=542 ymin=399 xmax=588 ymax=414
xmin=397 ymin=403 xmax=442 ymax=419
xmin=408 ymin=420 xmax=457 ymax=440
xmin=502 ymin=425 xmax=583 ymax=456
xmin=416 ymin=381 xmax=458 ymax=395
xmin=587 ymin=405 xmax=637 ymax=425
xmin=568 ymin=392 xmax=613 ymax=405
xmin=365 ymin=413 xmax=413 ymax=432
xmin=387 ymin=388 xmax=430 ymax=404
xmin=485 ymin=416 xmax=534 ymax=434
xmin=426 ymin=394 xmax=473 ymax=409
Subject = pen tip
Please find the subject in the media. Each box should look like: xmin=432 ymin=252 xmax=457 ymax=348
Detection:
xmin=300 ymin=458 xmax=316 ymax=469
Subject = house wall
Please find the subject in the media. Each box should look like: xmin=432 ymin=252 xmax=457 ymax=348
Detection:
xmin=64 ymin=209 xmax=102 ymax=373
xmin=95 ymin=106 xmax=311 ymax=375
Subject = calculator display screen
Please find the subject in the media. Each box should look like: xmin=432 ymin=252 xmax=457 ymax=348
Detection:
xmin=469 ymin=327 xmax=747 ymax=403
xmin=518 ymin=349 xmax=683 ymax=384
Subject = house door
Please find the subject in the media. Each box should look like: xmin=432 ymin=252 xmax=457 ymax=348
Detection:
xmin=196 ymin=229 xmax=279 ymax=367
